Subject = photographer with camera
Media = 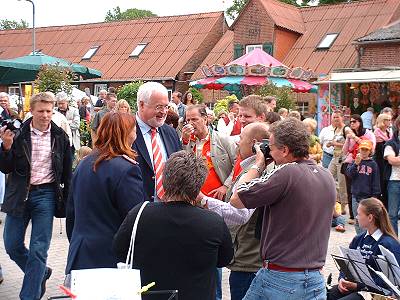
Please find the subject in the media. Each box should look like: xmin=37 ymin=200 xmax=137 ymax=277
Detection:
xmin=0 ymin=92 xmax=18 ymax=121
xmin=0 ymin=92 xmax=72 ymax=300
xmin=230 ymin=117 xmax=336 ymax=300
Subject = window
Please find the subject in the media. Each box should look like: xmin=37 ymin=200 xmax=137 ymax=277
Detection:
xmin=246 ymin=44 xmax=262 ymax=54
xmin=130 ymin=43 xmax=147 ymax=58
xmin=94 ymin=84 xmax=107 ymax=96
xmin=8 ymin=86 xmax=20 ymax=96
xmin=317 ymin=33 xmax=338 ymax=49
xmin=82 ymin=46 xmax=99 ymax=60
xmin=297 ymin=102 xmax=309 ymax=115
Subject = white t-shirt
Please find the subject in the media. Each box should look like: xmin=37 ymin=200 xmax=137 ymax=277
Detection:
xmin=384 ymin=145 xmax=400 ymax=180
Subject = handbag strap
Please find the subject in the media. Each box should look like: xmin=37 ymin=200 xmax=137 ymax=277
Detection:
xmin=125 ymin=201 xmax=149 ymax=269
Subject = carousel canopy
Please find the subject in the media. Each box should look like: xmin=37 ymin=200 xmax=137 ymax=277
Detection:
xmin=190 ymin=49 xmax=317 ymax=93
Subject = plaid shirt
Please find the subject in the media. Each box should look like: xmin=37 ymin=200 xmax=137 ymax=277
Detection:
xmin=30 ymin=124 xmax=55 ymax=185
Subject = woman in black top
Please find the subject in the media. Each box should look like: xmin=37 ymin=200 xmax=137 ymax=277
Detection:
xmin=113 ymin=151 xmax=233 ymax=300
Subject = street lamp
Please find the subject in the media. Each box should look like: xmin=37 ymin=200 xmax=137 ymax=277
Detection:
xmin=18 ymin=0 xmax=36 ymax=55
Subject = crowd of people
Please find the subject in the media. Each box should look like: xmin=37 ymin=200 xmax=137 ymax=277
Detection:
xmin=0 ymin=83 xmax=400 ymax=300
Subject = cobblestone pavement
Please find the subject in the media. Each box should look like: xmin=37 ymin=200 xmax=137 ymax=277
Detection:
xmin=0 ymin=211 xmax=355 ymax=300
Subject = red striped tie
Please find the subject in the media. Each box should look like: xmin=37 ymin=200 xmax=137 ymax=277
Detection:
xmin=151 ymin=128 xmax=165 ymax=200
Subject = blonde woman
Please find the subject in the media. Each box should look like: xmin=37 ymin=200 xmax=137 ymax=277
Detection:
xmin=303 ymin=118 xmax=323 ymax=164
xmin=115 ymin=99 xmax=131 ymax=114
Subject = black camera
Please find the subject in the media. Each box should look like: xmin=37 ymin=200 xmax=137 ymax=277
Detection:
xmin=252 ymin=139 xmax=272 ymax=160
xmin=1 ymin=118 xmax=22 ymax=133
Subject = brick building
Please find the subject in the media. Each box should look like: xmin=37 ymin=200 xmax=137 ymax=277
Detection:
xmin=0 ymin=12 xmax=226 ymax=98
xmin=356 ymin=20 xmax=400 ymax=68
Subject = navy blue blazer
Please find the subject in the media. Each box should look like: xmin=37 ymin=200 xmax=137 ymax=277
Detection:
xmin=65 ymin=154 xmax=144 ymax=274
xmin=133 ymin=124 xmax=182 ymax=202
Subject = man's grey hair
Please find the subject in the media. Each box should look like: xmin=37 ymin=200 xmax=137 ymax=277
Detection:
xmin=270 ymin=117 xmax=310 ymax=158
xmin=0 ymin=92 xmax=9 ymax=99
xmin=55 ymin=91 xmax=69 ymax=102
xmin=137 ymin=82 xmax=168 ymax=109
xmin=163 ymin=151 xmax=208 ymax=203
xmin=382 ymin=107 xmax=393 ymax=114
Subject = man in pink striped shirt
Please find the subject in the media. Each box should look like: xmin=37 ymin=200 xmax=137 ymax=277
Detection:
xmin=0 ymin=92 xmax=72 ymax=300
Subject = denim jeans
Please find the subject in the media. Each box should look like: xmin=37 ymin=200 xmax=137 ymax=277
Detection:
xmin=388 ymin=180 xmax=400 ymax=235
xmin=332 ymin=215 xmax=346 ymax=227
xmin=351 ymin=196 xmax=362 ymax=235
xmin=3 ymin=187 xmax=56 ymax=300
xmin=243 ymin=268 xmax=325 ymax=300
xmin=322 ymin=152 xmax=333 ymax=169
xmin=229 ymin=271 xmax=257 ymax=300
xmin=216 ymin=267 xmax=222 ymax=300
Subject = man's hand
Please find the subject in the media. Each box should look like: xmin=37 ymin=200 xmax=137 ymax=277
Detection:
xmin=209 ymin=185 xmax=228 ymax=200
xmin=228 ymin=112 xmax=235 ymax=122
xmin=195 ymin=191 xmax=206 ymax=206
xmin=338 ymin=278 xmax=357 ymax=293
xmin=181 ymin=123 xmax=194 ymax=141
xmin=254 ymin=143 xmax=267 ymax=172
xmin=0 ymin=127 xmax=15 ymax=151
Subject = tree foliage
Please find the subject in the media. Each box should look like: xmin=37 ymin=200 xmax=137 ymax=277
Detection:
xmin=189 ymin=87 xmax=204 ymax=104
xmin=0 ymin=19 xmax=29 ymax=30
xmin=213 ymin=95 xmax=238 ymax=117
xmin=105 ymin=6 xmax=157 ymax=22
xmin=256 ymin=84 xmax=296 ymax=111
xmin=117 ymin=81 xmax=143 ymax=112
xmin=34 ymin=64 xmax=73 ymax=95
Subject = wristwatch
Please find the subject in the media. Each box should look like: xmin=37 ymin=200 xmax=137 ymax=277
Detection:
xmin=250 ymin=164 xmax=262 ymax=175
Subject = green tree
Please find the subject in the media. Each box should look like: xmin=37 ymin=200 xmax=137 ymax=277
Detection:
xmin=0 ymin=19 xmax=28 ymax=30
xmin=256 ymin=84 xmax=296 ymax=111
xmin=213 ymin=95 xmax=238 ymax=117
xmin=34 ymin=64 xmax=73 ymax=95
xmin=189 ymin=87 xmax=204 ymax=104
xmin=117 ymin=81 xmax=143 ymax=112
xmin=105 ymin=6 xmax=157 ymax=22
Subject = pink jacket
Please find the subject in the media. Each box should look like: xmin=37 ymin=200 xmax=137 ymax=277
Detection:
xmin=374 ymin=127 xmax=392 ymax=143
xmin=342 ymin=129 xmax=376 ymax=163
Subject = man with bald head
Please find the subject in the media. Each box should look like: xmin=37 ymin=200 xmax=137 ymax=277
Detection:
xmin=198 ymin=122 xmax=271 ymax=300
xmin=133 ymin=82 xmax=181 ymax=202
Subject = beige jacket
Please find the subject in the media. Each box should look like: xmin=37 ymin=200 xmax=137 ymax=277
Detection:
xmin=184 ymin=129 xmax=236 ymax=188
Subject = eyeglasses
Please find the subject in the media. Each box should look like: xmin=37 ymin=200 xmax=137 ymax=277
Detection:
xmin=144 ymin=103 xmax=169 ymax=112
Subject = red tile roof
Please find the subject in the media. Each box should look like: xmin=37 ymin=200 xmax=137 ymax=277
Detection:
xmin=0 ymin=12 xmax=224 ymax=81
xmin=192 ymin=30 xmax=234 ymax=80
xmin=284 ymin=0 xmax=400 ymax=74
xmin=259 ymin=0 xmax=305 ymax=34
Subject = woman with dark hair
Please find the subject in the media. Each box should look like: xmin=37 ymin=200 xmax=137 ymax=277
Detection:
xmin=342 ymin=114 xmax=376 ymax=223
xmin=384 ymin=116 xmax=400 ymax=235
xmin=327 ymin=197 xmax=400 ymax=300
xmin=182 ymin=91 xmax=197 ymax=106
xmin=114 ymin=151 xmax=233 ymax=300
xmin=65 ymin=112 xmax=144 ymax=274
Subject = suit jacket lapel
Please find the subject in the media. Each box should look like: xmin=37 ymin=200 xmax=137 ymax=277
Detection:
xmin=135 ymin=127 xmax=153 ymax=169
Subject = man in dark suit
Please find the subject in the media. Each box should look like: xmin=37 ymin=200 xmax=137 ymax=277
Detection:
xmin=133 ymin=82 xmax=181 ymax=202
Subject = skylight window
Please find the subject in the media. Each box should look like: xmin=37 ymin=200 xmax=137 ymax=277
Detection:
xmin=130 ymin=43 xmax=147 ymax=58
xmin=82 ymin=46 xmax=99 ymax=60
xmin=317 ymin=33 xmax=338 ymax=49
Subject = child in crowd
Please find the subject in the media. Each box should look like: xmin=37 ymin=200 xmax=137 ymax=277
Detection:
xmin=73 ymin=146 xmax=92 ymax=170
xmin=332 ymin=203 xmax=346 ymax=233
xmin=346 ymin=140 xmax=380 ymax=234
